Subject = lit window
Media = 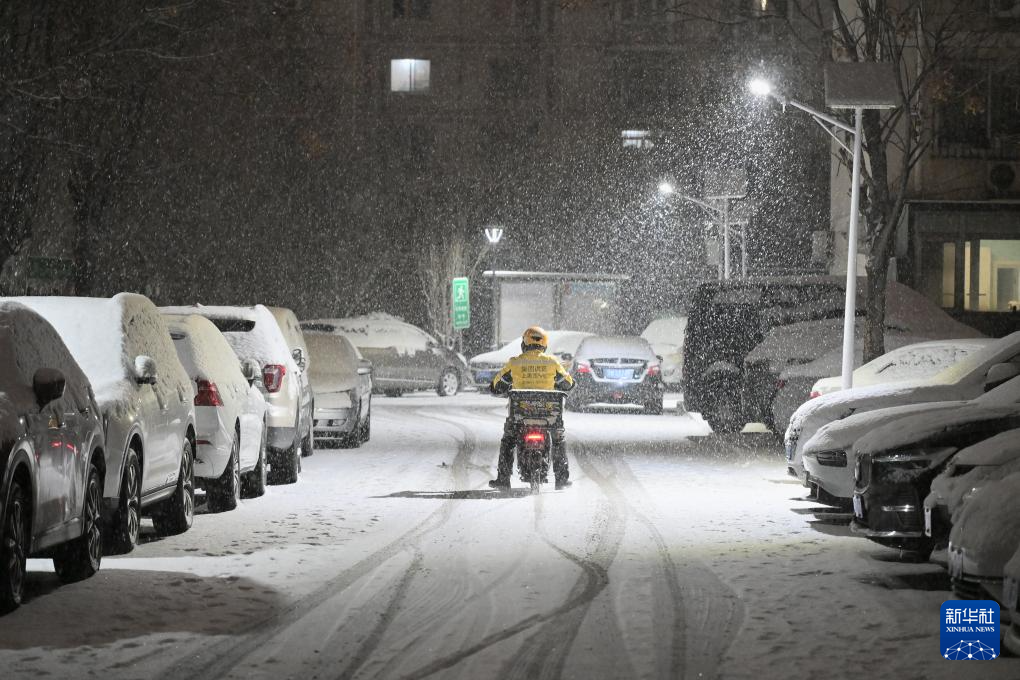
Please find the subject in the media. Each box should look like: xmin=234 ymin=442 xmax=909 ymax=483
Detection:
xmin=391 ymin=59 xmax=430 ymax=93
xmin=621 ymin=130 xmax=654 ymax=149
xmin=752 ymin=0 xmax=787 ymax=16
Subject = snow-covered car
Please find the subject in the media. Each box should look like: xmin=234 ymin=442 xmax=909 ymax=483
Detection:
xmin=923 ymin=428 xmax=1020 ymax=547
xmin=302 ymin=314 xmax=467 ymax=397
xmin=786 ymin=330 xmax=1020 ymax=483
xmin=469 ymin=330 xmax=593 ymax=389
xmin=0 ymin=303 xmax=105 ymax=612
xmin=810 ymin=338 xmax=992 ymax=398
xmin=849 ymin=377 xmax=1020 ymax=555
xmin=945 ymin=471 xmax=1020 ymax=603
xmin=640 ymin=316 xmax=686 ymax=388
xmin=164 ymin=314 xmax=269 ymax=511
xmin=11 ymin=294 xmax=198 ymax=552
xmin=267 ymin=306 xmax=315 ymax=456
xmin=741 ymin=284 xmax=982 ymax=434
xmin=568 ymin=336 xmax=665 ymax=414
xmin=303 ymin=331 xmax=372 ymax=447
xmin=772 ymin=338 xmax=992 ymax=435
xmin=162 ymin=305 xmax=308 ymax=485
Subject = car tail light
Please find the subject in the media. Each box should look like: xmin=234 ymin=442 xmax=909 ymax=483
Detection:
xmin=263 ymin=364 xmax=286 ymax=393
xmin=523 ymin=430 xmax=546 ymax=448
xmin=646 ymin=364 xmax=661 ymax=377
xmin=575 ymin=360 xmax=591 ymax=374
xmin=194 ymin=379 xmax=223 ymax=407
xmin=809 ymin=390 xmax=821 ymax=399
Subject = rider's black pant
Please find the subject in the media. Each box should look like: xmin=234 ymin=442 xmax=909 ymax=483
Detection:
xmin=496 ymin=418 xmax=568 ymax=483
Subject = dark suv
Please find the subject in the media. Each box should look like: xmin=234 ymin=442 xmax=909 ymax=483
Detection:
xmin=681 ymin=276 xmax=847 ymax=433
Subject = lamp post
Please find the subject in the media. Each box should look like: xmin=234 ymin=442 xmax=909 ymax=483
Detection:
xmin=749 ymin=64 xmax=898 ymax=389
xmin=658 ymin=180 xmax=751 ymax=280
xmin=484 ymin=226 xmax=504 ymax=349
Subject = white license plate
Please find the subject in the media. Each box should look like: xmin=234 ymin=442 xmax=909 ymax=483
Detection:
xmin=852 ymin=495 xmax=864 ymax=519
xmin=603 ymin=368 xmax=632 ymax=380
xmin=785 ymin=443 xmax=794 ymax=462
xmin=924 ymin=506 xmax=932 ymax=537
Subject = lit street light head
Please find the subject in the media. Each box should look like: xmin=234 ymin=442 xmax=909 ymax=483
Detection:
xmin=657 ymin=181 xmax=675 ymax=196
xmin=748 ymin=78 xmax=773 ymax=97
xmin=484 ymin=226 xmax=504 ymax=245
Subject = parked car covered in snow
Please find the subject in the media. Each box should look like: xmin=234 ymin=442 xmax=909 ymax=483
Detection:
xmin=12 ymin=294 xmax=197 ymax=553
xmin=946 ymin=471 xmax=1020 ymax=603
xmin=1002 ymin=546 xmax=1020 ymax=655
xmin=162 ymin=304 xmax=309 ymax=485
xmin=771 ymin=337 xmax=990 ymax=436
xmin=568 ymin=336 xmax=665 ymax=414
xmin=302 ymin=330 xmax=372 ymax=447
xmin=849 ymin=376 xmax=1020 ymax=556
xmin=786 ymin=330 xmax=1020 ymax=483
xmin=924 ymin=428 xmax=1020 ymax=547
xmin=640 ymin=316 xmax=686 ymax=388
xmin=164 ymin=314 xmax=269 ymax=510
xmin=469 ymin=330 xmax=593 ymax=389
xmin=267 ymin=306 xmax=315 ymax=455
xmin=741 ymin=283 xmax=981 ymax=434
xmin=302 ymin=314 xmax=467 ymax=397
xmin=0 ymin=303 xmax=106 ymax=612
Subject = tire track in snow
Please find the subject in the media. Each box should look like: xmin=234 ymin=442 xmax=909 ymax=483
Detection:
xmin=154 ymin=410 xmax=481 ymax=680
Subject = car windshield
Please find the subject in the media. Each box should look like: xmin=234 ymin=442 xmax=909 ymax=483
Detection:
xmin=208 ymin=318 xmax=257 ymax=333
xmin=929 ymin=337 xmax=1013 ymax=385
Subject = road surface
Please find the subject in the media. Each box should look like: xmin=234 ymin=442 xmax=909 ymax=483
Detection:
xmin=0 ymin=393 xmax=1012 ymax=679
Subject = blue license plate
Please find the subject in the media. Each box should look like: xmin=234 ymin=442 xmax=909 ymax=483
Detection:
xmin=474 ymin=370 xmax=496 ymax=384
xmin=603 ymin=368 xmax=633 ymax=380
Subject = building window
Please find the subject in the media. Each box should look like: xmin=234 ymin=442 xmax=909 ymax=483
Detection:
xmin=393 ymin=0 xmax=431 ymax=19
xmin=936 ymin=63 xmax=1020 ymax=158
xmin=390 ymin=59 xmax=430 ymax=93
xmin=751 ymin=0 xmax=788 ymax=16
xmin=621 ymin=130 xmax=655 ymax=149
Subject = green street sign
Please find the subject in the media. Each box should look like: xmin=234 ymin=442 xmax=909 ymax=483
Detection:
xmin=451 ymin=277 xmax=470 ymax=330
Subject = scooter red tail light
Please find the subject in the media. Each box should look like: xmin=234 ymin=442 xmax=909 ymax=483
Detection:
xmin=523 ymin=430 xmax=546 ymax=448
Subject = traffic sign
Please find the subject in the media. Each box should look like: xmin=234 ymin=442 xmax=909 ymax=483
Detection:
xmin=451 ymin=277 xmax=470 ymax=330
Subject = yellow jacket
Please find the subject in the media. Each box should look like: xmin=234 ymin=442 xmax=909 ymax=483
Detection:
xmin=491 ymin=349 xmax=575 ymax=392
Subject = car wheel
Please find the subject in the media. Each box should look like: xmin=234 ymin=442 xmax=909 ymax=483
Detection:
xmin=53 ymin=462 xmax=103 ymax=583
xmin=301 ymin=413 xmax=314 ymax=457
xmin=384 ymin=389 xmax=402 ymax=398
xmin=436 ymin=368 xmax=460 ymax=397
xmin=208 ymin=434 xmax=241 ymax=513
xmin=359 ymin=405 xmax=371 ymax=444
xmin=153 ymin=438 xmax=195 ymax=536
xmin=270 ymin=440 xmax=300 ymax=485
xmin=107 ymin=447 xmax=141 ymax=555
xmin=242 ymin=423 xmax=268 ymax=499
xmin=643 ymin=399 xmax=664 ymax=415
xmin=0 ymin=479 xmax=28 ymax=613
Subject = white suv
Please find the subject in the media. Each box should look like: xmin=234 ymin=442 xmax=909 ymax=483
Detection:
xmin=162 ymin=305 xmax=310 ymax=484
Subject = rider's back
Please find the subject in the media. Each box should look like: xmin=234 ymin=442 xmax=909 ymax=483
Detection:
xmin=504 ymin=349 xmax=567 ymax=390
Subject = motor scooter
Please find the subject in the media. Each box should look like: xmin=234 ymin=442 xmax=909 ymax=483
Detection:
xmin=508 ymin=389 xmax=565 ymax=493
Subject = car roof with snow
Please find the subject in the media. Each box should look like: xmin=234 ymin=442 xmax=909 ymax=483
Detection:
xmin=13 ymin=293 xmax=190 ymax=407
xmin=576 ymin=335 xmax=656 ymax=360
xmin=793 ymin=337 xmax=993 ymax=383
xmin=0 ymin=302 xmax=93 ymax=441
xmin=163 ymin=313 xmax=247 ymax=386
xmin=302 ymin=314 xmax=436 ymax=352
xmin=304 ymin=331 xmax=362 ymax=372
xmin=470 ymin=330 xmax=593 ymax=365
xmin=161 ymin=304 xmax=295 ymax=370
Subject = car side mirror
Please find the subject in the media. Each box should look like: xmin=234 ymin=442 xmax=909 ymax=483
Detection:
xmin=357 ymin=359 xmax=373 ymax=376
xmin=33 ymin=368 xmax=66 ymax=409
xmin=134 ymin=356 xmax=158 ymax=385
xmin=241 ymin=358 xmax=261 ymax=385
xmin=291 ymin=348 xmax=307 ymax=370
xmin=985 ymin=362 xmax=1020 ymax=391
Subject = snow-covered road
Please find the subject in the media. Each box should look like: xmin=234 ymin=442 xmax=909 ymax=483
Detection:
xmin=0 ymin=393 xmax=1013 ymax=679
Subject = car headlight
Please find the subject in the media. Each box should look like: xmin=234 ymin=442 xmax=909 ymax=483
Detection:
xmin=807 ymin=449 xmax=847 ymax=468
xmin=872 ymin=446 xmax=957 ymax=468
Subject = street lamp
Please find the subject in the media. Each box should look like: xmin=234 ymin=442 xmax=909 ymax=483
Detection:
xmin=749 ymin=63 xmax=899 ymax=390
xmin=484 ymin=226 xmax=504 ymax=348
xmin=657 ymin=175 xmax=751 ymax=280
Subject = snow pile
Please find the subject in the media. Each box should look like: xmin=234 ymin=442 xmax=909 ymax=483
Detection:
xmin=641 ymin=316 xmax=687 ymax=347
xmin=0 ymin=302 xmax=92 ymax=441
xmin=163 ymin=314 xmax=247 ymax=387
xmin=469 ymin=331 xmax=593 ymax=367
xmin=576 ymin=336 xmax=656 ymax=360
xmin=949 ymin=471 xmax=1020 ymax=577
xmin=163 ymin=305 xmax=297 ymax=372
xmin=303 ymin=316 xmax=437 ymax=356
xmin=304 ymin=332 xmax=362 ymax=394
